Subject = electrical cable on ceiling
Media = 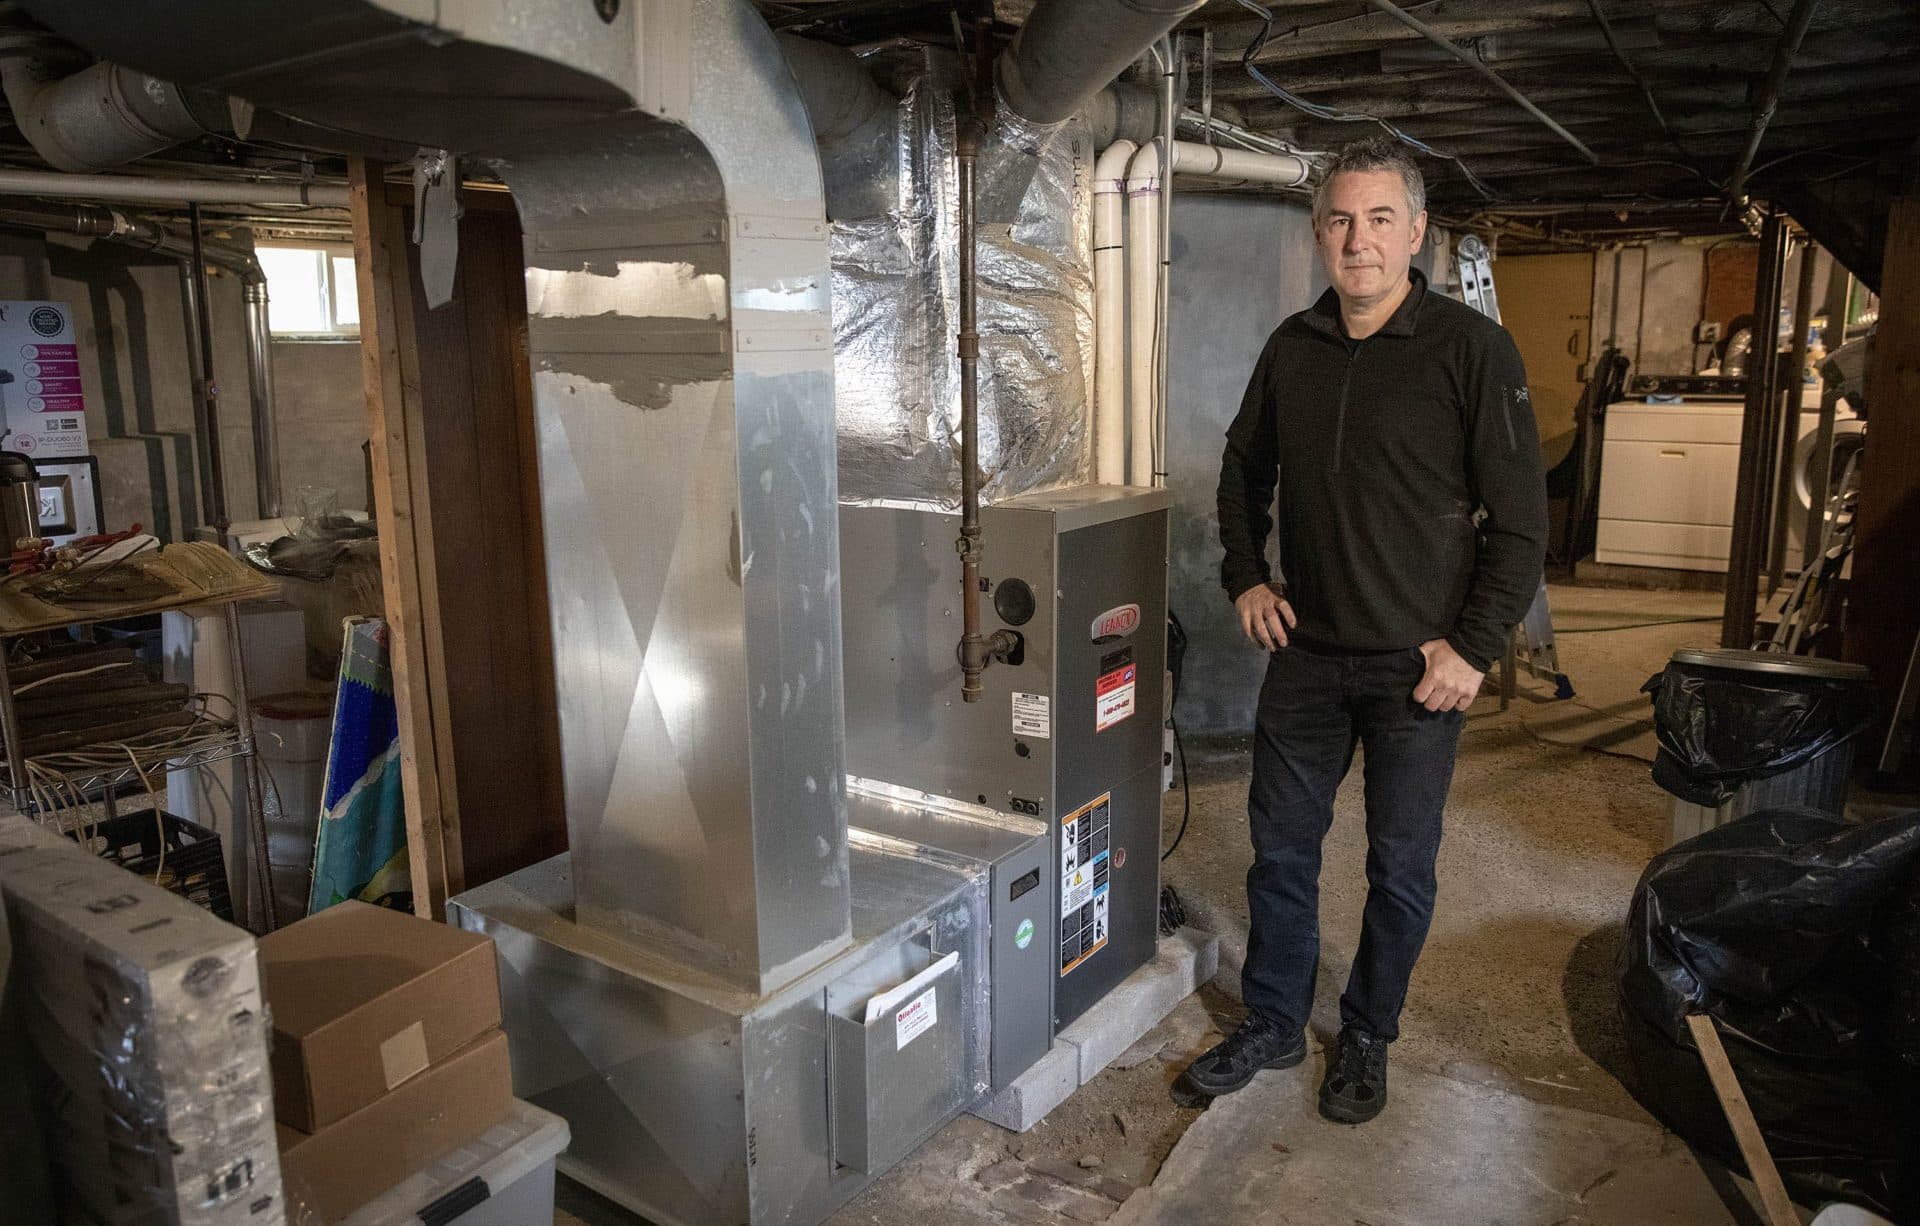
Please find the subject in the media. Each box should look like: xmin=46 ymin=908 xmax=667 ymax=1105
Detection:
xmin=1225 ymin=0 xmax=1496 ymax=198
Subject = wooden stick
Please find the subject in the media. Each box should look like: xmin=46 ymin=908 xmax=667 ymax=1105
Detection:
xmin=350 ymin=157 xmax=459 ymax=917
xmin=17 ymin=682 xmax=189 ymax=720
xmin=21 ymin=699 xmax=192 ymax=743
xmin=16 ymin=710 xmax=195 ymax=759
xmin=1685 ymin=1013 xmax=1800 ymax=1226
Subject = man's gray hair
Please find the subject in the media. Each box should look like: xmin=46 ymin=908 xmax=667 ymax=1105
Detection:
xmin=1312 ymin=138 xmax=1426 ymax=225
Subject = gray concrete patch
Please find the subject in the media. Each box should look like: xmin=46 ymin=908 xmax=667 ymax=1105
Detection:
xmin=1112 ymin=1061 xmax=1754 ymax=1225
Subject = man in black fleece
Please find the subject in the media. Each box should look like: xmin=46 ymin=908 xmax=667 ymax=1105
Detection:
xmin=1181 ymin=139 xmax=1546 ymax=1123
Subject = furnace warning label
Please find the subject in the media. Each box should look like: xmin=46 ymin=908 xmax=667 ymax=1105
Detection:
xmin=1012 ymin=691 xmax=1051 ymax=739
xmin=895 ymin=985 xmax=937 ymax=1050
xmin=1095 ymin=663 xmax=1137 ymax=732
xmin=1059 ymin=793 xmax=1112 ymax=976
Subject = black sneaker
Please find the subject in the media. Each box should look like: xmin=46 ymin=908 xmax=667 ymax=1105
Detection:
xmin=1181 ymin=1013 xmax=1307 ymax=1098
xmin=1319 ymin=1025 xmax=1389 ymax=1124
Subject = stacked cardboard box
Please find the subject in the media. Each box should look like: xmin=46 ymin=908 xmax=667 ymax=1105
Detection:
xmin=0 ymin=834 xmax=284 ymax=1224
xmin=260 ymin=901 xmax=511 ymax=1222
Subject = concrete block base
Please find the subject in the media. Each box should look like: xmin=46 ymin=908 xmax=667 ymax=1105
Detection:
xmin=970 ymin=927 xmax=1219 ymax=1133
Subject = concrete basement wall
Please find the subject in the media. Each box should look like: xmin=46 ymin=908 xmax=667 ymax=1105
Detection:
xmin=1164 ymin=195 xmax=1458 ymax=736
xmin=270 ymin=339 xmax=368 ymax=516
xmin=1587 ymin=237 xmax=1820 ymax=378
xmin=0 ymin=228 xmax=366 ymax=540
xmin=1165 ymin=194 xmax=1320 ymax=737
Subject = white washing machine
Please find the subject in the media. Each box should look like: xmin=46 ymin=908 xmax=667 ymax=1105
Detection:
xmin=1595 ymin=389 xmax=1861 ymax=573
xmin=1786 ymin=406 xmax=1863 ymax=564
xmin=1595 ymin=400 xmax=1744 ymax=571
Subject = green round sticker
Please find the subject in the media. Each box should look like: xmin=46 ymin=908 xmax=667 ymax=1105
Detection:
xmin=1015 ymin=918 xmax=1036 ymax=950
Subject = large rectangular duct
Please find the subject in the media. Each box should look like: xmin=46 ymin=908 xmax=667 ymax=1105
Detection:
xmin=498 ymin=110 xmax=850 ymax=993
xmin=19 ymin=0 xmax=855 ymax=991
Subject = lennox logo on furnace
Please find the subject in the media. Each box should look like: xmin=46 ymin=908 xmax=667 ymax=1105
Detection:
xmin=1089 ymin=603 xmax=1141 ymax=643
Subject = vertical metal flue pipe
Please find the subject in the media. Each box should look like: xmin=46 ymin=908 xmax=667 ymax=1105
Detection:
xmin=1721 ymin=209 xmax=1787 ymax=648
xmin=188 ymin=202 xmax=229 ymax=531
xmin=244 ymin=278 xmax=281 ymax=518
xmin=1767 ymin=244 xmax=1818 ymax=589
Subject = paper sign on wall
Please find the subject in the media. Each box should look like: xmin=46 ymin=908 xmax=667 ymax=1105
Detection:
xmin=0 ymin=302 xmax=89 ymax=459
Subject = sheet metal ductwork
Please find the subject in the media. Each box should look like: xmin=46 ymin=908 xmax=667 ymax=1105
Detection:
xmin=21 ymin=0 xmax=851 ymax=992
xmin=776 ymin=34 xmax=900 ymax=220
xmin=996 ymin=0 xmax=1205 ymax=126
xmin=0 ymin=53 xmax=228 ymax=172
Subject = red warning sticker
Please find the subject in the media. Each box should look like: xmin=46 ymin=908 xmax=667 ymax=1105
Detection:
xmin=1095 ymin=663 xmax=1136 ymax=732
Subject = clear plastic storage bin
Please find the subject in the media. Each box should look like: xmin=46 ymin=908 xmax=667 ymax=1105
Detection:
xmin=337 ymin=1099 xmax=569 ymax=1226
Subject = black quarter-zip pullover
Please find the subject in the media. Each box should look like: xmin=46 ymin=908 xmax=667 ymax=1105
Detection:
xmin=1217 ymin=268 xmax=1547 ymax=672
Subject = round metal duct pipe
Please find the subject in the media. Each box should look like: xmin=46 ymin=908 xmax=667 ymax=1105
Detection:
xmin=777 ymin=34 xmax=892 ymax=147
xmin=994 ymin=0 xmax=1204 ymax=127
xmin=0 ymin=57 xmax=226 ymax=172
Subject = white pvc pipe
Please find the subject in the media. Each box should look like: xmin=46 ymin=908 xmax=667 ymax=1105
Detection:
xmin=1124 ymin=144 xmax=1160 ymax=488
xmin=1171 ymin=142 xmax=1313 ymax=187
xmin=1111 ymin=138 xmax=1315 ymax=487
xmin=1093 ymin=139 xmax=1135 ymax=486
xmin=0 ymin=169 xmax=350 ymax=207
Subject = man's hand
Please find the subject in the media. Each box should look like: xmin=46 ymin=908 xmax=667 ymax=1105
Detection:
xmin=1235 ymin=582 xmax=1297 ymax=651
xmin=1413 ymin=638 xmax=1484 ymax=712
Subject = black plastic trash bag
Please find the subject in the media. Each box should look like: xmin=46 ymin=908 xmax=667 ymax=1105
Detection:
xmin=1617 ymin=807 xmax=1920 ymax=1219
xmin=1879 ymin=873 xmax=1920 ymax=1070
xmin=1643 ymin=651 xmax=1875 ymax=807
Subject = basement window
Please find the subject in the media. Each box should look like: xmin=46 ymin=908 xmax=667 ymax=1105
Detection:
xmin=258 ymin=244 xmax=360 ymax=338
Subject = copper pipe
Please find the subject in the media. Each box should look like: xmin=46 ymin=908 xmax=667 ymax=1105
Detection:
xmin=955 ymin=113 xmax=997 ymax=701
xmin=189 ymin=201 xmax=230 ymax=532
xmin=955 ymin=14 xmax=1014 ymax=703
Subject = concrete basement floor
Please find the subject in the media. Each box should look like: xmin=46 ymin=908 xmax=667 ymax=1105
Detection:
xmin=557 ymin=584 xmax=1846 ymax=1226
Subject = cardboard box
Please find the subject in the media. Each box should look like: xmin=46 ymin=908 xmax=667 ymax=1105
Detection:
xmin=0 ymin=844 xmax=282 ymax=1224
xmin=259 ymin=900 xmax=502 ymax=1131
xmin=277 ymin=1029 xmax=512 ymax=1223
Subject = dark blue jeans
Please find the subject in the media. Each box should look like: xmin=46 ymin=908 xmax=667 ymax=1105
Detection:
xmin=1241 ymin=643 xmax=1465 ymax=1041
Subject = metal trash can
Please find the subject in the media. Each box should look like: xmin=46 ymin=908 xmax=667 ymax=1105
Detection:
xmin=1644 ymin=648 xmax=1874 ymax=845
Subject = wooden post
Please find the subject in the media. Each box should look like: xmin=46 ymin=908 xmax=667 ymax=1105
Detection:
xmin=348 ymin=158 xmax=463 ymax=918
xmin=1850 ymin=198 xmax=1920 ymax=741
